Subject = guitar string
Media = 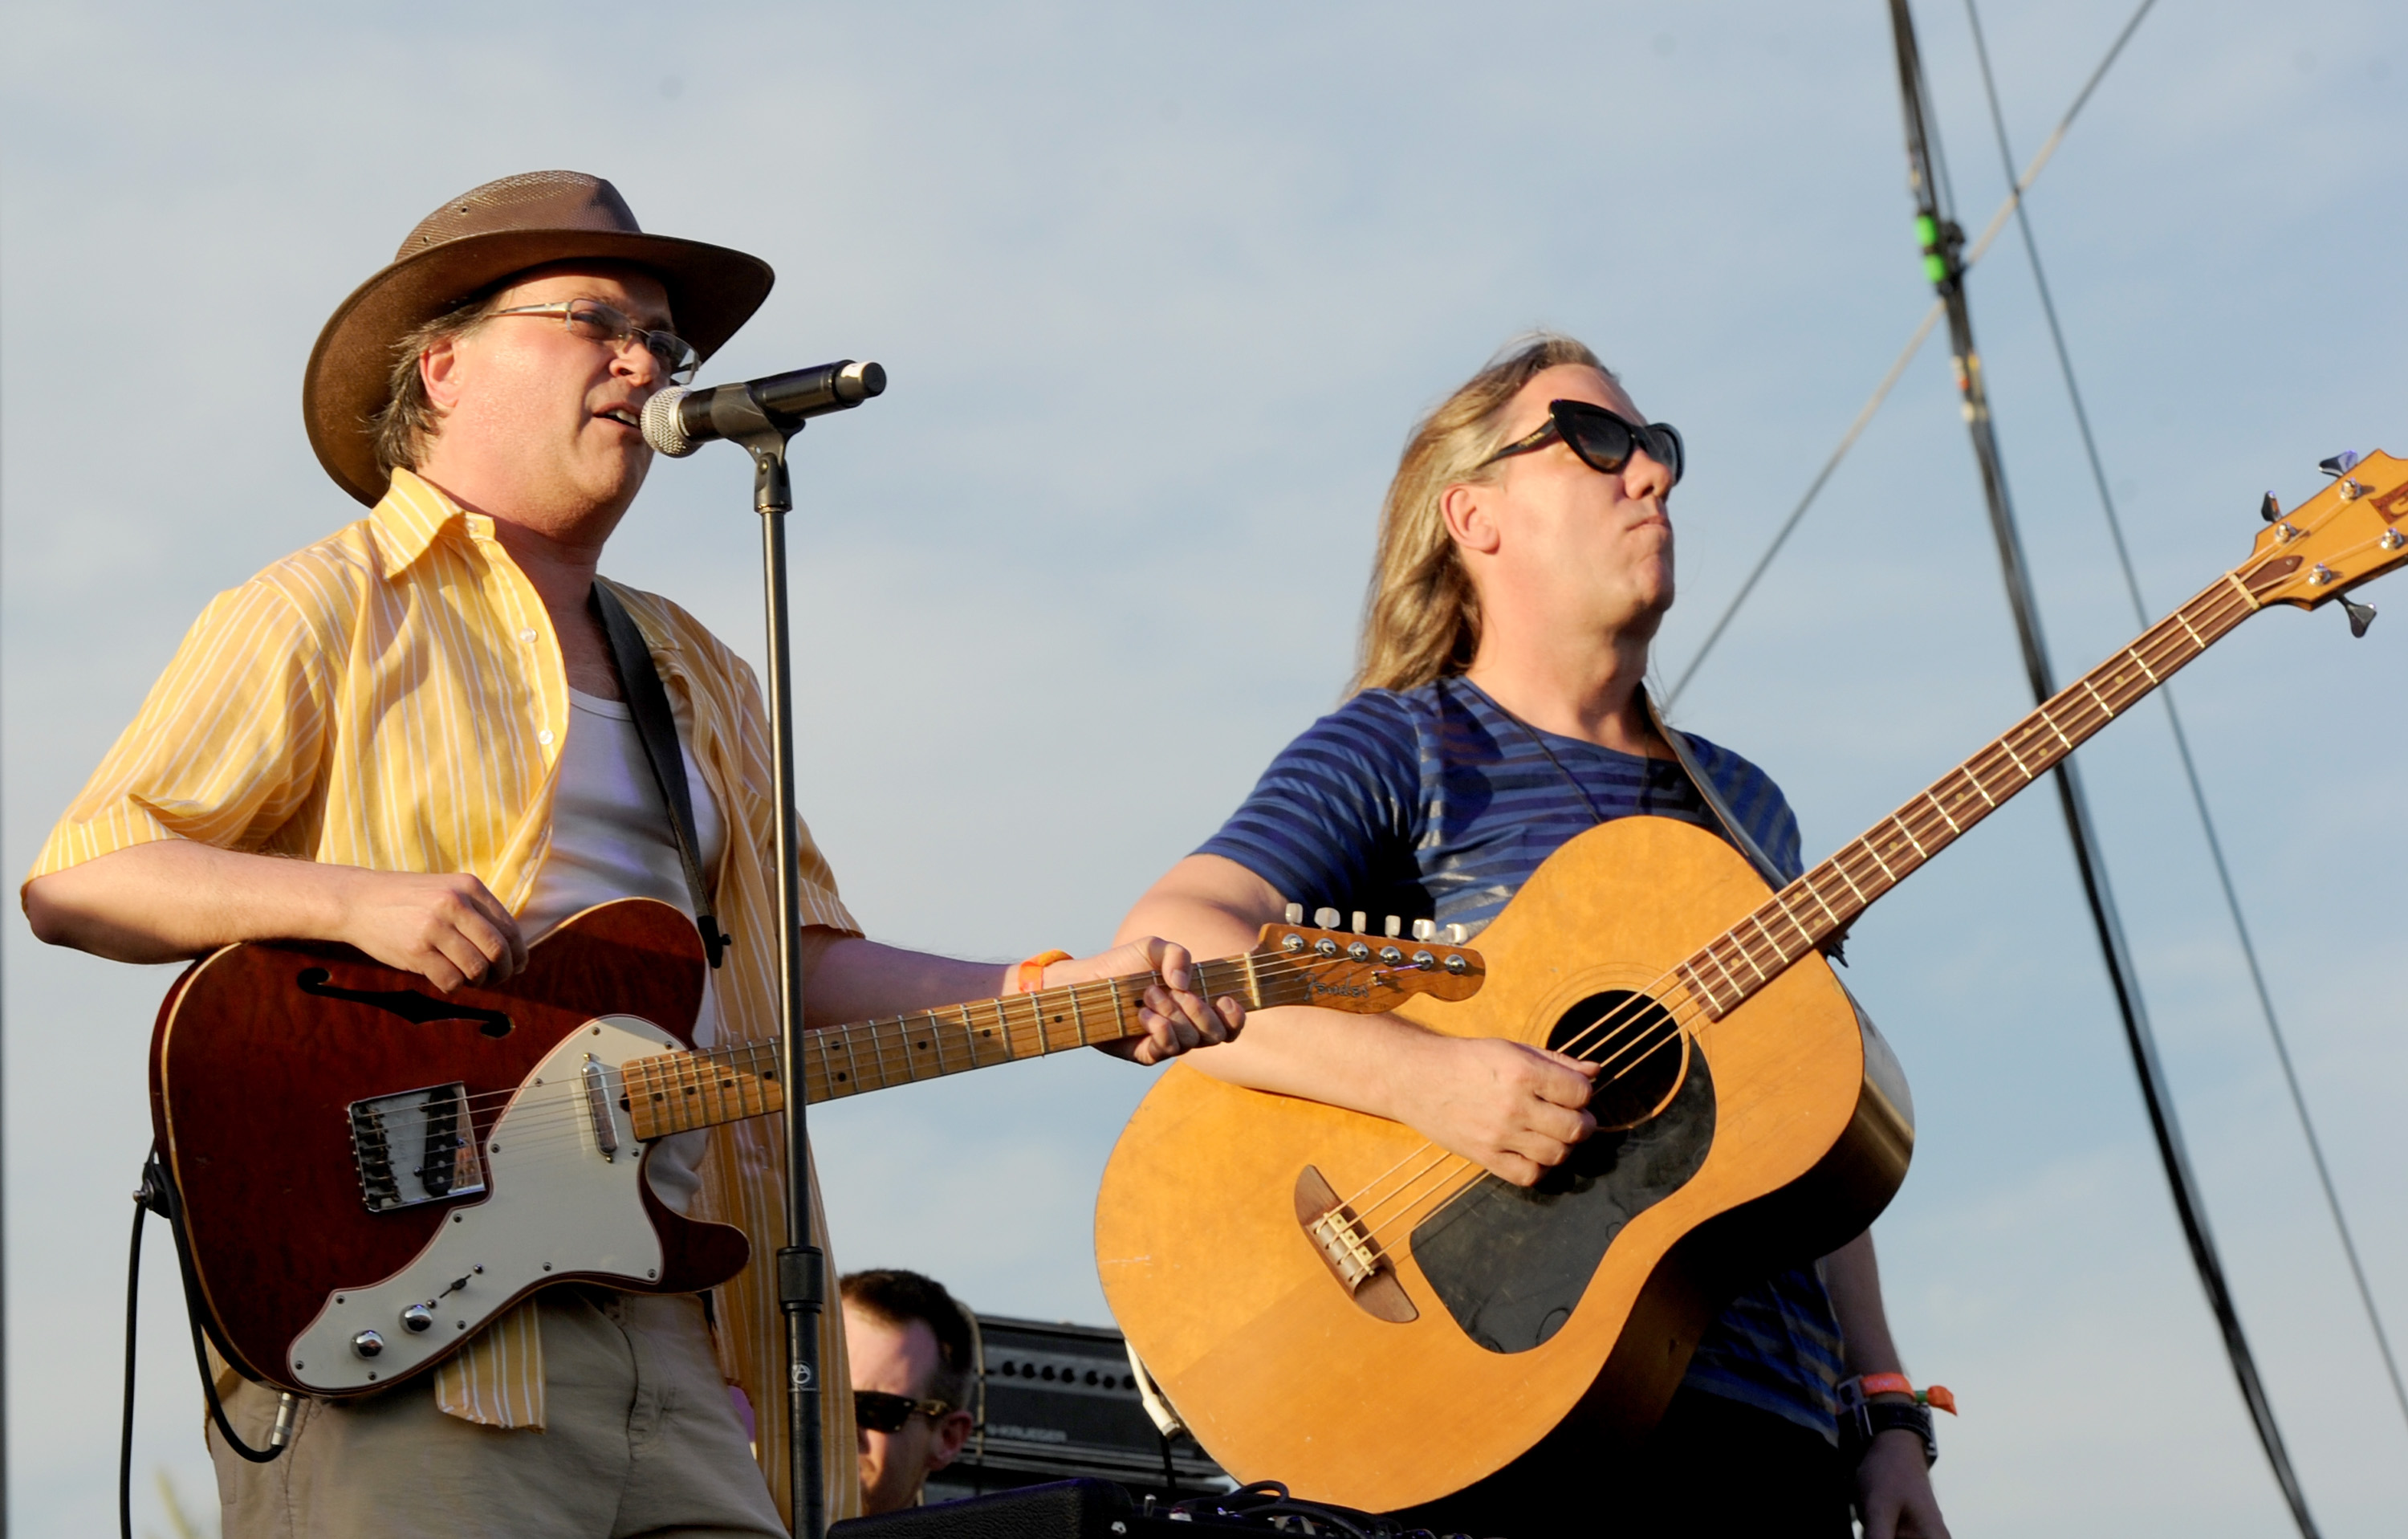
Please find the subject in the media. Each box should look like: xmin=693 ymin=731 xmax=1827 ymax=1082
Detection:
xmin=316 ymin=951 xmax=1466 ymax=1166
xmin=1340 ymin=581 xmax=2253 ymax=1233
xmin=1326 ymin=570 xmax=2276 ymax=1240
xmin=407 ymin=944 xmax=1435 ymax=1127
xmin=324 ymin=950 xmax=1340 ymax=1171
xmin=459 ymin=950 xmax=1456 ymax=1145
xmin=412 ymin=948 xmax=1393 ymax=1122
xmin=1350 ymin=554 xmax=2336 ymax=1241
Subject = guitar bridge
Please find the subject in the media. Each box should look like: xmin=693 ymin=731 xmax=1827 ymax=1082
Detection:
xmin=1294 ymin=1165 xmax=1416 ymax=1323
xmin=349 ymin=1081 xmax=487 ymax=1213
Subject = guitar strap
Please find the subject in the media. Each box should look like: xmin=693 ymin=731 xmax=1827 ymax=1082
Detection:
xmin=591 ymin=580 xmax=730 ymax=970
xmin=1640 ymin=686 xmax=1787 ymax=890
xmin=1644 ymin=686 xmax=1845 ymax=962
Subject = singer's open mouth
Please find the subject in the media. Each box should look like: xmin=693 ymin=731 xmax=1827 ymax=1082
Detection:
xmin=597 ymin=407 xmax=641 ymax=429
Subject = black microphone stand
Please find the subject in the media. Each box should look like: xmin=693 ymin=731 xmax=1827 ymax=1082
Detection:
xmin=711 ymin=387 xmax=840 ymax=1539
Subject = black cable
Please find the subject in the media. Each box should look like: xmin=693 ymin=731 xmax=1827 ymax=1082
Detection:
xmin=1668 ymin=0 xmax=2159 ymax=706
xmin=120 ymin=1181 xmax=145 ymax=1539
xmin=1959 ymin=0 xmax=2408 ymax=1438
xmin=120 ymin=1148 xmax=285 ymax=1539
xmin=1887 ymin=5 xmax=2321 ymax=1533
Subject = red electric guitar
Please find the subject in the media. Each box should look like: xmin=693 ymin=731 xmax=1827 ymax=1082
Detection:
xmin=148 ymin=898 xmax=1484 ymax=1397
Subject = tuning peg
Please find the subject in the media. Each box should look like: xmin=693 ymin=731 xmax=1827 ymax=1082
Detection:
xmin=1351 ymin=910 xmax=1368 ymax=934
xmin=1384 ymin=915 xmax=1402 ymax=938
xmin=1314 ymin=907 xmax=1341 ymax=929
xmin=1411 ymin=918 xmax=1437 ymax=942
xmin=2320 ymin=451 xmax=2362 ymax=478
xmin=1283 ymin=903 xmax=1304 ymax=924
xmin=1444 ymin=923 xmax=1469 ymax=944
xmin=2260 ymin=491 xmax=2281 ymax=523
xmin=2341 ymin=596 xmax=2377 ymax=638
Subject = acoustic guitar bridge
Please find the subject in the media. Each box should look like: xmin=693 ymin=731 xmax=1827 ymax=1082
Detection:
xmin=1294 ymin=1165 xmax=1416 ymax=1323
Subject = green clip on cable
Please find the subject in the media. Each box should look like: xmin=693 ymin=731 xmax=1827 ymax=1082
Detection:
xmin=1914 ymin=214 xmax=1949 ymax=284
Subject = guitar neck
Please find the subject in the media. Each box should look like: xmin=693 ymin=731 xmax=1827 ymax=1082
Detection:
xmin=1674 ymin=556 xmax=2298 ymax=1022
xmin=623 ymin=951 xmax=1306 ymax=1142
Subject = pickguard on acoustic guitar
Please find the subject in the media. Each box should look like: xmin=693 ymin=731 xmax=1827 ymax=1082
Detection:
xmin=1094 ymin=452 xmax=2408 ymax=1511
xmin=150 ymin=902 xmax=1484 ymax=1399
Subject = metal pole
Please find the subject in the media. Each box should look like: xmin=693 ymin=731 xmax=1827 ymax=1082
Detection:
xmin=1884 ymin=5 xmax=2318 ymax=1533
xmin=750 ymin=437 xmax=826 ymax=1539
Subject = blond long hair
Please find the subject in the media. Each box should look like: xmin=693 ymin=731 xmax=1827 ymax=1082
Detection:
xmin=1351 ymin=333 xmax=1611 ymax=694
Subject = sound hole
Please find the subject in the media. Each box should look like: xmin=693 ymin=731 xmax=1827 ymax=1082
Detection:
xmin=296 ymin=969 xmax=515 ymax=1038
xmin=1550 ymin=989 xmax=1686 ymax=1132
xmin=1408 ymin=991 xmax=1717 ymax=1357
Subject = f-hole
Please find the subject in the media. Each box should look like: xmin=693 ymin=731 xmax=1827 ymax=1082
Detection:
xmin=1550 ymin=989 xmax=1687 ymax=1131
xmin=296 ymin=969 xmax=515 ymax=1038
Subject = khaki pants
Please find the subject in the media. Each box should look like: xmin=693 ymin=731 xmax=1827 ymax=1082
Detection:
xmin=209 ymin=1289 xmax=784 ymax=1539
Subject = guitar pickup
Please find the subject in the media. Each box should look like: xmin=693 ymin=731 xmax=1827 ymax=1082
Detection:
xmin=349 ymin=1081 xmax=486 ymax=1213
xmin=581 ymin=1057 xmax=620 ymax=1162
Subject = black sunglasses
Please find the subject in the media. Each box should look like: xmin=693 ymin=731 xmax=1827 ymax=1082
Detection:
xmin=1479 ymin=399 xmax=1684 ymax=486
xmin=853 ymin=1389 xmax=954 ymax=1434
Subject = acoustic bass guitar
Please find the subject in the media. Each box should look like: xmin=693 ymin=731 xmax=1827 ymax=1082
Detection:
xmin=148 ymin=899 xmax=1484 ymax=1398
xmin=1094 ymin=452 xmax=2408 ymax=1509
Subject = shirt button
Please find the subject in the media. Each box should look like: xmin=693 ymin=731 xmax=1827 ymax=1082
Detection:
xmin=519 ymin=629 xmax=538 ymax=643
xmin=538 ymin=729 xmax=555 ymax=746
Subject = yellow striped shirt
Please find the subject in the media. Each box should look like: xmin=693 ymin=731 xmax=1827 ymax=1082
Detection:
xmin=31 ymin=470 xmax=860 ymax=1526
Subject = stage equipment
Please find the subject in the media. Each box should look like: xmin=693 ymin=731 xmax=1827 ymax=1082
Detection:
xmin=1889 ymin=4 xmax=2318 ymax=1533
xmin=925 ymin=1317 xmax=1227 ymax=1507
xmin=641 ymin=360 xmax=885 ymax=457
xmin=663 ymin=352 xmax=885 ymax=1539
xmin=838 ymin=1479 xmax=1434 ymax=1539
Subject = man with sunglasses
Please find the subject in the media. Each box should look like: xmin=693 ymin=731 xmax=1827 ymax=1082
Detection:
xmin=1118 ymin=336 xmax=1950 ymax=1537
xmin=842 ymin=1270 xmax=981 ymax=1514
xmin=24 ymin=172 xmax=1239 ymax=1539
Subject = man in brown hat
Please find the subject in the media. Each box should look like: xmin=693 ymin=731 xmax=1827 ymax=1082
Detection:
xmin=22 ymin=170 xmax=1241 ymax=1537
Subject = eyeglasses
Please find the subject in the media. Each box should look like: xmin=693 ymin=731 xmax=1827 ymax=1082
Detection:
xmin=853 ymin=1389 xmax=954 ymax=1434
xmin=487 ymin=299 xmax=701 ymax=385
xmin=1478 ymin=399 xmax=1684 ymax=486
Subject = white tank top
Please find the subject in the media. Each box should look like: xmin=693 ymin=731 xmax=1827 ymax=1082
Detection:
xmin=523 ymin=688 xmax=728 ymax=1213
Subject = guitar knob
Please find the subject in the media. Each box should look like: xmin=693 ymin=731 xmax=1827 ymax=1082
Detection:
xmin=1445 ymin=923 xmax=1470 ymax=944
xmin=1411 ymin=919 xmax=1437 ymax=942
xmin=1384 ymin=915 xmax=1402 ymax=938
xmin=401 ymin=1304 xmax=436 ymax=1333
xmin=1350 ymin=911 xmax=1368 ymax=934
xmin=1283 ymin=903 xmax=1305 ymax=924
xmin=352 ymin=1329 xmax=385 ymax=1359
xmin=1314 ymin=907 xmax=1341 ymax=929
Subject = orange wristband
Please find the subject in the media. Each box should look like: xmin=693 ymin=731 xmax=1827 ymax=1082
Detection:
xmin=1016 ymin=950 xmax=1072 ymax=994
xmin=1849 ymin=1373 xmax=1957 ymax=1414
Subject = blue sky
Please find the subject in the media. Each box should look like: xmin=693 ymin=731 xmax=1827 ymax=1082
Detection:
xmin=5 ymin=2 xmax=2405 ymax=1533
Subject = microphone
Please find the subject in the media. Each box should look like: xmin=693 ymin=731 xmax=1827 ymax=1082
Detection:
xmin=642 ymin=360 xmax=887 ymax=458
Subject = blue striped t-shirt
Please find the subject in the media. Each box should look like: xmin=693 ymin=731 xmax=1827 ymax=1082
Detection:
xmin=1198 ymin=675 xmax=1848 ymax=1440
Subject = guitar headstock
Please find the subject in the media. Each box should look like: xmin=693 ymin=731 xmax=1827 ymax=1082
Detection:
xmin=1251 ymin=906 xmax=1487 ymax=1009
xmin=2239 ymin=449 xmax=2408 ymax=622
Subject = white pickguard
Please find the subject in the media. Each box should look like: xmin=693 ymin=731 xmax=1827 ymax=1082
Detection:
xmin=288 ymin=1015 xmax=677 ymax=1393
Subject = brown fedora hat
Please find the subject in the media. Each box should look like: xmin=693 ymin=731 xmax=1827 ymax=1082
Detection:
xmin=304 ymin=169 xmax=775 ymax=506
